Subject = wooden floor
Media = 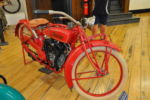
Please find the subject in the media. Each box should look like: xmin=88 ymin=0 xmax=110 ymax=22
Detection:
xmin=0 ymin=13 xmax=150 ymax=100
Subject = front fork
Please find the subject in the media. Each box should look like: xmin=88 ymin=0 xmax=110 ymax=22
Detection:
xmin=79 ymin=26 xmax=112 ymax=75
xmin=101 ymin=47 xmax=112 ymax=74
xmin=82 ymin=41 xmax=112 ymax=75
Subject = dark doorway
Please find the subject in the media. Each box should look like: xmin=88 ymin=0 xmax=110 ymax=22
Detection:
xmin=50 ymin=0 xmax=72 ymax=24
xmin=51 ymin=0 xmax=72 ymax=16
xmin=26 ymin=0 xmax=83 ymax=20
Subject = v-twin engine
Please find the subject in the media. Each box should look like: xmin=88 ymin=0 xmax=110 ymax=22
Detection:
xmin=43 ymin=38 xmax=71 ymax=71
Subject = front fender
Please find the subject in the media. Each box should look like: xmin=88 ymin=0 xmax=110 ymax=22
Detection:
xmin=64 ymin=40 xmax=121 ymax=88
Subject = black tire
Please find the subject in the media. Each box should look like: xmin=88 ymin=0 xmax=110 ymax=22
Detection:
xmin=0 ymin=75 xmax=7 ymax=84
xmin=2 ymin=0 xmax=21 ymax=14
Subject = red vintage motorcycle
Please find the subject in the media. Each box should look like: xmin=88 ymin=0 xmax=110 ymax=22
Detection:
xmin=15 ymin=10 xmax=128 ymax=100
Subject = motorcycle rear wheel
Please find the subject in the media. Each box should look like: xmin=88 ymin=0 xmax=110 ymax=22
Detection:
xmin=18 ymin=24 xmax=38 ymax=60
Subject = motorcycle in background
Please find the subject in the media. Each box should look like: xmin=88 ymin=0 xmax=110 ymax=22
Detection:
xmin=0 ymin=0 xmax=21 ymax=14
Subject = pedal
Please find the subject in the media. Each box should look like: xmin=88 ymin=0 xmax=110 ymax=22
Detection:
xmin=38 ymin=67 xmax=53 ymax=74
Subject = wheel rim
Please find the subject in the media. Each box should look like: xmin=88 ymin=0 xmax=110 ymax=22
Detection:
xmin=73 ymin=49 xmax=123 ymax=97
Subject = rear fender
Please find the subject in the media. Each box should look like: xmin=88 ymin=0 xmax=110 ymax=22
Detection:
xmin=15 ymin=19 xmax=30 ymax=37
xmin=64 ymin=40 xmax=121 ymax=88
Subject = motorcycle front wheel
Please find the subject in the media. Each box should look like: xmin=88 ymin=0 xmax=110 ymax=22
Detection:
xmin=72 ymin=46 xmax=128 ymax=100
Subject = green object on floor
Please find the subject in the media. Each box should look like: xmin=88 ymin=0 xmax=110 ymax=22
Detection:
xmin=0 ymin=84 xmax=25 ymax=100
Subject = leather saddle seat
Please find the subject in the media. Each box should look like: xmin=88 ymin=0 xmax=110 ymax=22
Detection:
xmin=29 ymin=18 xmax=49 ymax=28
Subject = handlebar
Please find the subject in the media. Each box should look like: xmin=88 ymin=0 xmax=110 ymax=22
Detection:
xmin=53 ymin=17 xmax=68 ymax=20
xmin=34 ymin=10 xmax=81 ymax=26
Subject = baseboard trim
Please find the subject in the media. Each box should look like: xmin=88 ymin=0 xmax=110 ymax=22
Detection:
xmin=130 ymin=9 xmax=150 ymax=13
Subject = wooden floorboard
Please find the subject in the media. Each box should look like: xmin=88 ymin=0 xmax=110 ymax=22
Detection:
xmin=0 ymin=13 xmax=150 ymax=100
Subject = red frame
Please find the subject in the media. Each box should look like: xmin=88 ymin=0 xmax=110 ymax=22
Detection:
xmin=15 ymin=19 xmax=121 ymax=89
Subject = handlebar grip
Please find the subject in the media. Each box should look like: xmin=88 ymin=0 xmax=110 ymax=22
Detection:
xmin=34 ymin=10 xmax=53 ymax=14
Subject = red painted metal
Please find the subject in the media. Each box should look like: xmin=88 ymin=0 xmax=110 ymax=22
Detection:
xmin=74 ymin=50 xmax=123 ymax=97
xmin=77 ymin=70 xmax=96 ymax=75
xmin=104 ymin=47 xmax=112 ymax=73
xmin=83 ymin=0 xmax=89 ymax=16
xmin=64 ymin=40 xmax=120 ymax=88
xmin=42 ymin=27 xmax=75 ymax=43
xmin=15 ymin=19 xmax=29 ymax=37
xmin=15 ymin=16 xmax=122 ymax=98
xmin=72 ymin=76 xmax=103 ymax=81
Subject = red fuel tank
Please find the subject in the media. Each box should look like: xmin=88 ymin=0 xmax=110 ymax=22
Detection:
xmin=43 ymin=27 xmax=75 ymax=43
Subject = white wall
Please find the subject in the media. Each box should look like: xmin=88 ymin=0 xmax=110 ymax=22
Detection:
xmin=5 ymin=0 xmax=28 ymax=25
xmin=22 ymin=0 xmax=28 ymax=19
xmin=129 ymin=0 xmax=150 ymax=10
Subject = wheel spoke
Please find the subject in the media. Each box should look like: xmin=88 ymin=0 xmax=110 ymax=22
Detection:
xmin=77 ymin=70 xmax=97 ymax=75
xmin=73 ymin=76 xmax=103 ymax=81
